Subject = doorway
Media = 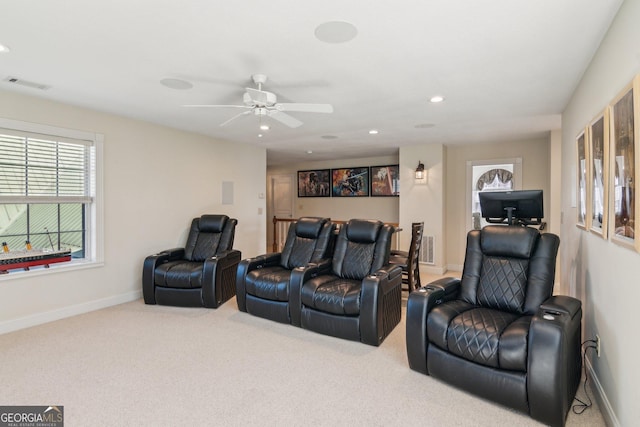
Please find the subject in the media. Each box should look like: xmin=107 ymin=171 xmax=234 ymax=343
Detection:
xmin=466 ymin=158 xmax=522 ymax=230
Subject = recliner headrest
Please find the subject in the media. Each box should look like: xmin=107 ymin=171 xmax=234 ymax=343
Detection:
xmin=198 ymin=214 xmax=229 ymax=233
xmin=295 ymin=217 xmax=328 ymax=239
xmin=346 ymin=219 xmax=382 ymax=243
xmin=480 ymin=225 xmax=539 ymax=259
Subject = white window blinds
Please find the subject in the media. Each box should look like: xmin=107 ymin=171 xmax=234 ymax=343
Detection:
xmin=0 ymin=129 xmax=94 ymax=204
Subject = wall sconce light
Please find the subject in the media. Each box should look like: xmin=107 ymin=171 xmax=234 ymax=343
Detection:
xmin=415 ymin=161 xmax=425 ymax=180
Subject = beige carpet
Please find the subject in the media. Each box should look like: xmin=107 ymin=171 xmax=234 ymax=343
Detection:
xmin=0 ymin=296 xmax=605 ymax=426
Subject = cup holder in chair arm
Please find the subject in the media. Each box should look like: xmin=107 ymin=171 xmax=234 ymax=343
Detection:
xmin=538 ymin=295 xmax=582 ymax=321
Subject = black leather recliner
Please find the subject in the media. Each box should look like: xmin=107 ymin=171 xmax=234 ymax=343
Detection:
xmin=142 ymin=214 xmax=241 ymax=308
xmin=406 ymin=225 xmax=582 ymax=426
xmin=296 ymin=219 xmax=403 ymax=346
xmin=236 ymin=217 xmax=335 ymax=324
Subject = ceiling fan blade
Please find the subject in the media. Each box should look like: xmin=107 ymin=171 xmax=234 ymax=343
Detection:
xmin=220 ymin=110 xmax=252 ymax=127
xmin=269 ymin=110 xmax=303 ymax=128
xmin=183 ymin=104 xmax=249 ymax=108
xmin=275 ymin=103 xmax=333 ymax=113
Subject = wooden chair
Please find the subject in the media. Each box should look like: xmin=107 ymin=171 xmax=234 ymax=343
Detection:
xmin=388 ymin=222 xmax=423 ymax=292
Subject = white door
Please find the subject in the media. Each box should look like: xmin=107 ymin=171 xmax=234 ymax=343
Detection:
xmin=272 ymin=175 xmax=294 ymax=218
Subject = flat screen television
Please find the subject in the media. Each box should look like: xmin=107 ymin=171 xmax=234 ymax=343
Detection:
xmin=479 ymin=190 xmax=544 ymax=226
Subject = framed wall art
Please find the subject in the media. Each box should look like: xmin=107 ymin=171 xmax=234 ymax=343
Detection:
xmin=589 ymin=110 xmax=609 ymax=238
xmin=331 ymin=167 xmax=369 ymax=197
xmin=297 ymin=169 xmax=331 ymax=197
xmin=370 ymin=164 xmax=399 ymax=196
xmin=576 ymin=129 xmax=589 ymax=230
xmin=609 ymin=75 xmax=640 ymax=250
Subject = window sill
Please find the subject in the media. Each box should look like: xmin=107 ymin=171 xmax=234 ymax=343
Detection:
xmin=0 ymin=258 xmax=104 ymax=282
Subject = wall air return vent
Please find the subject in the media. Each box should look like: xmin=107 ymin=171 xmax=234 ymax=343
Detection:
xmin=419 ymin=235 xmax=435 ymax=265
xmin=3 ymin=76 xmax=50 ymax=90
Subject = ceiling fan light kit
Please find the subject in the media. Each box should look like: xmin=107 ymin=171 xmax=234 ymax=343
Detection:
xmin=184 ymin=74 xmax=333 ymax=129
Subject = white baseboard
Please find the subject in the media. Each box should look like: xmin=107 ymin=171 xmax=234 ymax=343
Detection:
xmin=0 ymin=290 xmax=142 ymax=335
xmin=585 ymin=357 xmax=620 ymax=427
xmin=446 ymin=264 xmax=463 ymax=272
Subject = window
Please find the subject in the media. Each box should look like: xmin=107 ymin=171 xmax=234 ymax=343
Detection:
xmin=0 ymin=118 xmax=102 ymax=268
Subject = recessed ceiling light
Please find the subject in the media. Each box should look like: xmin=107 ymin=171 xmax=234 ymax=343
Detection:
xmin=430 ymin=95 xmax=445 ymax=103
xmin=160 ymin=78 xmax=193 ymax=90
xmin=315 ymin=21 xmax=358 ymax=44
xmin=307 ymin=150 xmax=313 ymax=154
xmin=258 ymin=134 xmax=263 ymax=138
xmin=260 ymin=124 xmax=270 ymax=131
xmin=369 ymin=129 xmax=379 ymax=135
xmin=0 ymin=43 xmax=10 ymax=53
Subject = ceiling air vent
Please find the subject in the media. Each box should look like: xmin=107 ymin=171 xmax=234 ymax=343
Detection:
xmin=3 ymin=76 xmax=50 ymax=90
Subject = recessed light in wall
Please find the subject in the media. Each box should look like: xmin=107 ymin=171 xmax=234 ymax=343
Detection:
xmin=315 ymin=21 xmax=358 ymax=44
xmin=369 ymin=129 xmax=379 ymax=135
xmin=160 ymin=78 xmax=193 ymax=90
xmin=0 ymin=43 xmax=10 ymax=53
xmin=321 ymin=135 xmax=338 ymax=139
xmin=429 ymin=95 xmax=445 ymax=103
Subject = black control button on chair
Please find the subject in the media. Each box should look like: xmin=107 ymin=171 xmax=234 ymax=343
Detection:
xmin=405 ymin=225 xmax=582 ymax=427
xmin=236 ymin=217 xmax=334 ymax=324
xmin=142 ymin=214 xmax=241 ymax=308
xmin=389 ymin=222 xmax=423 ymax=292
xmin=295 ymin=219 xmax=403 ymax=346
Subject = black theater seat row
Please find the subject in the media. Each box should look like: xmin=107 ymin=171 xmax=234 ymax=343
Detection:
xmin=237 ymin=217 xmax=403 ymax=346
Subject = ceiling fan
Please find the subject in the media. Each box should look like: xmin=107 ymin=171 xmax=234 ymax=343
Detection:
xmin=184 ymin=74 xmax=333 ymax=128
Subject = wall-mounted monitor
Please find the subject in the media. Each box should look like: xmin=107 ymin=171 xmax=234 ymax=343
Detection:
xmin=479 ymin=190 xmax=544 ymax=226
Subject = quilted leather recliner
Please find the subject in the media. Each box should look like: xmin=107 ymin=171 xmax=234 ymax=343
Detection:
xmin=236 ymin=217 xmax=335 ymax=324
xmin=406 ymin=225 xmax=582 ymax=427
xmin=295 ymin=219 xmax=403 ymax=346
xmin=142 ymin=214 xmax=241 ymax=308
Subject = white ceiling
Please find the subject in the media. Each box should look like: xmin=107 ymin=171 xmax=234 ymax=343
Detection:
xmin=0 ymin=0 xmax=624 ymax=166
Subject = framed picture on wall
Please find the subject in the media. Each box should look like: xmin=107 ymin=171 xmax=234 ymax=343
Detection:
xmin=331 ymin=167 xmax=369 ymax=197
xmin=297 ymin=169 xmax=331 ymax=197
xmin=576 ymin=129 xmax=589 ymax=230
xmin=589 ymin=110 xmax=609 ymax=238
xmin=609 ymin=75 xmax=640 ymax=251
xmin=370 ymin=165 xmax=400 ymax=196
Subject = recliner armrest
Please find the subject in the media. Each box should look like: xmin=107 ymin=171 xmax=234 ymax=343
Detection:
xmin=423 ymin=277 xmax=461 ymax=301
xmin=202 ymin=249 xmax=242 ymax=308
xmin=405 ymin=279 xmax=460 ymax=375
xmin=359 ymin=264 xmax=403 ymax=345
xmin=528 ymin=295 xmax=582 ymax=426
xmin=152 ymin=247 xmax=185 ymax=261
xmin=142 ymin=247 xmax=186 ymax=304
xmin=538 ymin=295 xmax=581 ymax=320
xmin=235 ymin=252 xmax=283 ymax=312
xmin=373 ymin=264 xmax=403 ymax=287
xmin=245 ymin=253 xmax=283 ymax=270
xmin=289 ymin=258 xmax=333 ymax=326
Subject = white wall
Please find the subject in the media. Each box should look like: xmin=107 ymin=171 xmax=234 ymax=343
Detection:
xmin=399 ymin=144 xmax=446 ymax=274
xmin=561 ymin=1 xmax=640 ymax=425
xmin=0 ymin=89 xmax=266 ymax=333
